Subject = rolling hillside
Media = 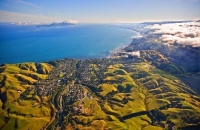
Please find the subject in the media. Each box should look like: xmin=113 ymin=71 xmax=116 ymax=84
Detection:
xmin=0 ymin=63 xmax=53 ymax=130
xmin=0 ymin=56 xmax=199 ymax=130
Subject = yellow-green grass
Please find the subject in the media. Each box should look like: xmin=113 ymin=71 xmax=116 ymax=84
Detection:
xmin=0 ymin=62 xmax=53 ymax=104
xmin=123 ymin=115 xmax=151 ymax=130
xmin=103 ymin=102 xmax=119 ymax=116
xmin=104 ymin=64 xmax=138 ymax=89
xmin=110 ymin=62 xmax=200 ymax=129
xmin=1 ymin=74 xmax=22 ymax=93
xmin=0 ymin=100 xmax=3 ymax=109
xmin=107 ymin=120 xmax=127 ymax=130
xmin=75 ymin=120 xmax=107 ymax=130
xmin=147 ymin=97 xmax=171 ymax=110
xmin=72 ymin=99 xmax=107 ymax=126
xmin=141 ymin=79 xmax=159 ymax=90
xmin=33 ymin=95 xmax=41 ymax=102
xmin=162 ymin=108 xmax=200 ymax=128
xmin=37 ymin=63 xmax=53 ymax=74
xmin=6 ymin=89 xmax=21 ymax=102
xmin=18 ymin=63 xmax=37 ymax=71
xmin=112 ymin=93 xmax=127 ymax=101
xmin=112 ymin=90 xmax=146 ymax=116
xmin=15 ymin=73 xmax=36 ymax=84
xmin=148 ymin=88 xmax=162 ymax=95
xmin=26 ymin=89 xmax=35 ymax=99
xmin=105 ymin=87 xmax=146 ymax=118
xmin=83 ymin=98 xmax=90 ymax=108
xmin=1 ymin=114 xmax=49 ymax=130
xmin=74 ymin=61 xmax=199 ymax=129
xmin=1 ymin=59 xmax=200 ymax=129
xmin=73 ymin=116 xmax=95 ymax=125
xmin=0 ymin=63 xmax=53 ymax=130
xmin=143 ymin=125 xmax=163 ymax=130
xmin=9 ymin=102 xmax=51 ymax=117
xmin=180 ymin=100 xmax=200 ymax=110
xmin=90 ymin=99 xmax=107 ymax=119
xmin=154 ymin=92 xmax=178 ymax=99
xmin=105 ymin=64 xmax=126 ymax=75
xmin=90 ymin=64 xmax=99 ymax=71
xmin=42 ymin=96 xmax=51 ymax=104
xmin=114 ymin=64 xmax=124 ymax=68
xmin=20 ymin=71 xmax=47 ymax=80
xmin=99 ymin=83 xmax=117 ymax=96
xmin=1 ymin=62 xmax=53 ymax=75
xmin=1 ymin=64 xmax=21 ymax=74
xmin=90 ymin=120 xmax=107 ymax=129
xmin=17 ymin=99 xmax=35 ymax=106
xmin=59 ymin=72 xmax=63 ymax=78
xmin=63 ymin=86 xmax=70 ymax=95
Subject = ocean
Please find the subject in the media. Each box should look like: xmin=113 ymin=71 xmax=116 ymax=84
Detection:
xmin=0 ymin=23 xmax=137 ymax=64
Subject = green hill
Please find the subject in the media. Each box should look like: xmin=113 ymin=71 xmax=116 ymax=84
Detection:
xmin=0 ymin=57 xmax=199 ymax=130
xmin=0 ymin=63 xmax=53 ymax=130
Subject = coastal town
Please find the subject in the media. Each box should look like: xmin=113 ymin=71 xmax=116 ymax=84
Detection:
xmin=14 ymin=46 xmax=200 ymax=130
xmin=34 ymin=59 xmax=77 ymax=97
xmin=18 ymin=54 xmax=145 ymax=127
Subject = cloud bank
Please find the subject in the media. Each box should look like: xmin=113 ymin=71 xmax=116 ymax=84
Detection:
xmin=146 ymin=21 xmax=200 ymax=47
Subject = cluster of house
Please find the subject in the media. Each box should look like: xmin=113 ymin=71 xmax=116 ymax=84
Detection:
xmin=77 ymin=60 xmax=92 ymax=83
xmin=64 ymin=84 xmax=84 ymax=104
xmin=76 ymin=58 xmax=128 ymax=86
xmin=34 ymin=59 xmax=77 ymax=97
xmin=30 ymin=57 xmax=146 ymax=105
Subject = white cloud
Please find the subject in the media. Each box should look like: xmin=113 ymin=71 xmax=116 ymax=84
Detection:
xmin=0 ymin=10 xmax=58 ymax=22
xmin=0 ymin=0 xmax=42 ymax=10
xmin=0 ymin=0 xmax=52 ymax=22
xmin=146 ymin=21 xmax=200 ymax=47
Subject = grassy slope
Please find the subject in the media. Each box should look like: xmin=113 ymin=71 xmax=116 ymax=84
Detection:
xmin=69 ymin=61 xmax=200 ymax=130
xmin=0 ymin=63 xmax=53 ymax=130
xmin=1 ymin=57 xmax=200 ymax=130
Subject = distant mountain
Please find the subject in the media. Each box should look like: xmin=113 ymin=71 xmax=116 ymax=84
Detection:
xmin=36 ymin=21 xmax=76 ymax=27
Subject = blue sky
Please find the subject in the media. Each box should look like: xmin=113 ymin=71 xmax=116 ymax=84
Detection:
xmin=0 ymin=0 xmax=200 ymax=23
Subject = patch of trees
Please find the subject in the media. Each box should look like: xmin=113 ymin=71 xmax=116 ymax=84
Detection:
xmin=47 ymin=60 xmax=57 ymax=67
xmin=117 ymin=84 xmax=133 ymax=93
xmin=178 ymin=123 xmax=200 ymax=130
xmin=138 ymin=72 xmax=150 ymax=78
xmin=150 ymin=109 xmax=168 ymax=123
xmin=16 ymin=75 xmax=32 ymax=85
xmin=96 ymin=86 xmax=103 ymax=92
xmin=120 ymin=111 xmax=149 ymax=121
xmin=105 ymin=90 xmax=118 ymax=99
xmin=122 ymin=97 xmax=129 ymax=104
xmin=20 ymin=87 xmax=32 ymax=100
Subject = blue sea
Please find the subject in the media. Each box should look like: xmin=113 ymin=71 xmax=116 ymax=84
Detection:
xmin=0 ymin=23 xmax=137 ymax=64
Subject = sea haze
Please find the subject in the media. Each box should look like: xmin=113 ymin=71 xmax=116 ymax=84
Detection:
xmin=0 ymin=23 xmax=137 ymax=64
